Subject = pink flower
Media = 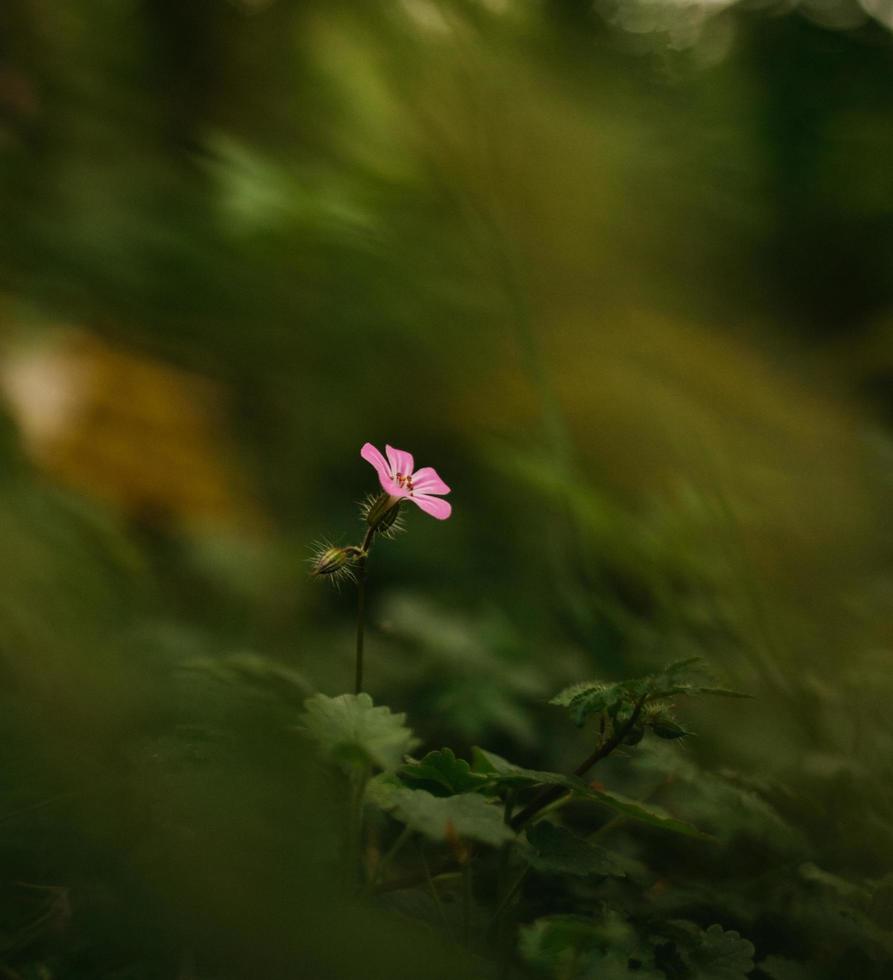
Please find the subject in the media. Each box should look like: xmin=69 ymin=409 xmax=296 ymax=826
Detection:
xmin=361 ymin=443 xmax=452 ymax=520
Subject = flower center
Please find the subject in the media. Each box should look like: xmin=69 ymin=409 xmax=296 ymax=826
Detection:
xmin=395 ymin=472 xmax=414 ymax=492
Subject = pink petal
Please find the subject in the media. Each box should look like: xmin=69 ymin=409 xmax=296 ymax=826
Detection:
xmin=361 ymin=442 xmax=393 ymax=482
xmin=385 ymin=481 xmax=411 ymax=499
xmin=386 ymin=444 xmax=414 ymax=478
xmin=412 ymin=493 xmax=452 ymax=520
xmin=411 ymin=466 xmax=450 ymax=496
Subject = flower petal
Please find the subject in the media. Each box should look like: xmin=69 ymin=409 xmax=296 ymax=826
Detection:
xmin=361 ymin=442 xmax=393 ymax=481
xmin=385 ymin=482 xmax=411 ymax=499
xmin=386 ymin=444 xmax=414 ymax=478
xmin=412 ymin=493 xmax=452 ymax=520
xmin=411 ymin=466 xmax=450 ymax=496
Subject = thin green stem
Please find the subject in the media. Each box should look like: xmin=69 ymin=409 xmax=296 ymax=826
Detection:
xmin=346 ymin=764 xmax=370 ymax=891
xmin=488 ymin=862 xmax=528 ymax=931
xmin=418 ymin=843 xmax=453 ymax=941
xmin=372 ymin=826 xmax=412 ymax=889
xmin=354 ymin=525 xmax=376 ymax=695
xmin=354 ymin=568 xmax=366 ymax=694
xmin=509 ymin=692 xmax=650 ymax=832
xmin=493 ymin=791 xmax=518 ymax=975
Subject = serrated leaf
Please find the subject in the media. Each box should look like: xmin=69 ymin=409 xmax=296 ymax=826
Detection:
xmin=549 ymin=681 xmax=628 ymax=727
xmin=549 ymin=680 xmax=623 ymax=709
xmin=399 ymin=748 xmax=490 ymax=796
xmin=366 ymin=777 xmax=515 ymax=847
xmin=523 ymin=821 xmax=624 ymax=878
xmin=300 ymin=693 xmax=419 ymax=771
xmin=519 ymin=915 xmax=601 ymax=973
xmin=666 ymin=920 xmax=755 ymax=980
xmin=550 ymin=660 xmax=750 ymax=728
xmin=520 ymin=913 xmax=663 ymax=979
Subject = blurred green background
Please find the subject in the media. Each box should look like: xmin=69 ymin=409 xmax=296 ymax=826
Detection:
xmin=2 ymin=0 xmax=893 ymax=977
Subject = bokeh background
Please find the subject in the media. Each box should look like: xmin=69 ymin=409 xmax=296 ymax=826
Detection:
xmin=2 ymin=1 xmax=893 ymax=977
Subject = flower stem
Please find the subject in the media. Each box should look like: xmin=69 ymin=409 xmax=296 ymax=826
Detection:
xmin=418 ymin=842 xmax=454 ymax=941
xmin=346 ymin=764 xmax=370 ymax=891
xmin=488 ymin=862 xmax=528 ymax=932
xmin=509 ymin=692 xmax=649 ymax=832
xmin=354 ymin=525 xmax=376 ymax=695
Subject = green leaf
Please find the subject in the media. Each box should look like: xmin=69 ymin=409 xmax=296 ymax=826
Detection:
xmin=366 ymin=777 xmax=515 ymax=847
xmin=473 ymin=748 xmax=712 ymax=840
xmin=185 ymin=652 xmax=313 ymax=704
xmin=471 ymin=747 xmax=583 ymax=791
xmin=647 ymin=659 xmax=751 ymax=701
xmin=549 ymin=681 xmax=628 ymax=727
xmin=758 ymin=956 xmax=812 ymax=980
xmin=523 ymin=821 xmax=625 ymax=878
xmin=520 ymin=913 xmax=663 ymax=979
xmin=695 ymin=688 xmax=753 ymax=700
xmin=798 ymin=862 xmax=871 ymax=901
xmin=519 ymin=915 xmax=601 ymax=973
xmin=651 ymin=720 xmax=694 ymax=740
xmin=549 ymin=680 xmax=625 ymax=709
xmin=664 ymin=920 xmax=755 ymax=980
xmin=399 ymin=748 xmax=490 ymax=796
xmin=660 ymin=656 xmax=708 ymax=679
xmin=520 ymin=916 xmax=603 ymax=975
xmin=585 ymin=787 xmax=714 ymax=841
xmin=300 ymin=693 xmax=419 ymax=771
xmin=549 ymin=660 xmax=750 ymax=729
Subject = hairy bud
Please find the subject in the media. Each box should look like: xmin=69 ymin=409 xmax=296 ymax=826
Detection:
xmin=362 ymin=492 xmax=402 ymax=534
xmin=651 ymin=720 xmax=691 ymax=740
xmin=309 ymin=544 xmax=361 ymax=581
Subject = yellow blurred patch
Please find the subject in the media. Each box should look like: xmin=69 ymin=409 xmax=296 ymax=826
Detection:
xmin=2 ymin=330 xmax=264 ymax=532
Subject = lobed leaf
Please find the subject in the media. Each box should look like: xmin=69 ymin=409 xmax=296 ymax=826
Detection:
xmin=399 ymin=748 xmax=490 ymax=797
xmin=520 ymin=913 xmax=662 ymax=979
xmin=366 ymin=777 xmax=515 ymax=847
xmin=549 ymin=658 xmax=750 ymax=729
xmin=549 ymin=681 xmax=628 ymax=727
xmin=661 ymin=920 xmax=756 ymax=980
xmin=300 ymin=692 xmax=419 ymax=771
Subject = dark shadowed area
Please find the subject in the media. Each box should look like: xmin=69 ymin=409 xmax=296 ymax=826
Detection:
xmin=1 ymin=1 xmax=893 ymax=978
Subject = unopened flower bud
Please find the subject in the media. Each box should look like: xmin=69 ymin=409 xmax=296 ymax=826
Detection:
xmin=364 ymin=492 xmax=401 ymax=533
xmin=311 ymin=545 xmax=359 ymax=578
xmin=651 ymin=720 xmax=691 ymax=740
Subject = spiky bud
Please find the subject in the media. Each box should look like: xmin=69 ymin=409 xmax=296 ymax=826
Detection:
xmin=362 ymin=492 xmax=402 ymax=534
xmin=651 ymin=720 xmax=692 ymax=740
xmin=309 ymin=544 xmax=361 ymax=581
